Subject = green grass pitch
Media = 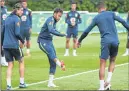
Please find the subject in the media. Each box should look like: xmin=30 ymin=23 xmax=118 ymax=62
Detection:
xmin=1 ymin=33 xmax=129 ymax=90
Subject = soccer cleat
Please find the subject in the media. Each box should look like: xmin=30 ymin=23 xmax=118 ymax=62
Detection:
xmin=104 ymin=82 xmax=111 ymax=90
xmin=73 ymin=52 xmax=77 ymax=56
xmin=47 ymin=83 xmax=59 ymax=88
xmin=6 ymin=85 xmax=12 ymax=90
xmin=64 ymin=53 xmax=69 ymax=56
xmin=122 ymin=52 xmax=129 ymax=56
xmin=98 ymin=88 xmax=104 ymax=90
xmin=61 ymin=61 xmax=66 ymax=71
xmin=19 ymin=83 xmax=27 ymax=88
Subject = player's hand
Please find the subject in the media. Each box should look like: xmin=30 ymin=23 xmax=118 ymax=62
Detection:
xmin=61 ymin=34 xmax=66 ymax=37
xmin=77 ymin=41 xmax=81 ymax=48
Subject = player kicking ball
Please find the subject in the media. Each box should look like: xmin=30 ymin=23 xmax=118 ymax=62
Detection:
xmin=77 ymin=2 xmax=129 ymax=90
xmin=37 ymin=8 xmax=66 ymax=87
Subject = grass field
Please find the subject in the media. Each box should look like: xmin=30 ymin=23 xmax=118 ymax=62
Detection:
xmin=1 ymin=33 xmax=129 ymax=90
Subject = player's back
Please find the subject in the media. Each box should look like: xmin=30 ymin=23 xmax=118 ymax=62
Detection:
xmin=95 ymin=11 xmax=119 ymax=44
xmin=3 ymin=14 xmax=20 ymax=49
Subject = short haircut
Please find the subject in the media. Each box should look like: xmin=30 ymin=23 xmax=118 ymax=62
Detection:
xmin=13 ymin=3 xmax=23 ymax=10
xmin=71 ymin=1 xmax=77 ymax=5
xmin=54 ymin=8 xmax=63 ymax=14
xmin=97 ymin=2 xmax=106 ymax=9
xmin=21 ymin=0 xmax=27 ymax=2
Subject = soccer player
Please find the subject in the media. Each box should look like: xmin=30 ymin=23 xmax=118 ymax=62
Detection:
xmin=77 ymin=2 xmax=129 ymax=90
xmin=64 ymin=2 xmax=82 ymax=56
xmin=1 ymin=0 xmax=8 ymax=66
xmin=37 ymin=8 xmax=66 ymax=87
xmin=20 ymin=0 xmax=32 ymax=56
xmin=122 ymin=11 xmax=129 ymax=56
xmin=2 ymin=3 xmax=27 ymax=90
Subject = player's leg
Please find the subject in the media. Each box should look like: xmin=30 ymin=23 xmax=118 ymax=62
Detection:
xmin=13 ymin=48 xmax=26 ymax=88
xmin=122 ymin=32 xmax=129 ymax=56
xmin=64 ymin=31 xmax=71 ymax=56
xmin=72 ymin=31 xmax=78 ymax=56
xmin=99 ymin=44 xmax=109 ymax=90
xmin=47 ymin=56 xmax=57 ymax=87
xmin=39 ymin=41 xmax=65 ymax=71
xmin=1 ymin=46 xmax=8 ymax=66
xmin=38 ymin=41 xmax=65 ymax=87
xmin=4 ymin=49 xmax=14 ymax=90
xmin=26 ymin=30 xmax=31 ymax=56
xmin=104 ymin=43 xmax=119 ymax=90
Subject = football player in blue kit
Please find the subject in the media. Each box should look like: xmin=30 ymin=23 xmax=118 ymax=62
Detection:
xmin=77 ymin=2 xmax=129 ymax=90
xmin=64 ymin=2 xmax=82 ymax=56
xmin=37 ymin=8 xmax=66 ymax=87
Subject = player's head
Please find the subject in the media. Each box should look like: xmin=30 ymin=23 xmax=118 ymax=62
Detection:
xmin=13 ymin=3 xmax=23 ymax=16
xmin=0 ymin=0 xmax=5 ymax=6
xmin=21 ymin=0 xmax=27 ymax=8
xmin=53 ymin=8 xmax=63 ymax=22
xmin=97 ymin=2 xmax=107 ymax=13
xmin=71 ymin=2 xmax=77 ymax=11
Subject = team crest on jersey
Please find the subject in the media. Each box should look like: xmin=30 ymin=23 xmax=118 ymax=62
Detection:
xmin=16 ymin=22 xmax=20 ymax=26
xmin=49 ymin=21 xmax=53 ymax=26
xmin=2 ymin=14 xmax=7 ymax=20
xmin=26 ymin=11 xmax=29 ymax=15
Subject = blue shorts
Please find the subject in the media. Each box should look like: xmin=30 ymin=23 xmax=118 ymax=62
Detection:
xmin=21 ymin=28 xmax=31 ymax=41
xmin=4 ymin=48 xmax=24 ymax=62
xmin=66 ymin=27 xmax=78 ymax=38
xmin=38 ymin=39 xmax=57 ymax=61
xmin=100 ymin=42 xmax=119 ymax=60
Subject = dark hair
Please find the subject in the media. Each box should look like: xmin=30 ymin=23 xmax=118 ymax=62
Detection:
xmin=97 ymin=2 xmax=106 ymax=9
xmin=54 ymin=8 xmax=63 ymax=14
xmin=71 ymin=1 xmax=77 ymax=5
xmin=13 ymin=3 xmax=23 ymax=10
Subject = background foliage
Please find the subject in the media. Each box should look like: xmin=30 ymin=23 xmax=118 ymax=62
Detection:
xmin=5 ymin=0 xmax=129 ymax=12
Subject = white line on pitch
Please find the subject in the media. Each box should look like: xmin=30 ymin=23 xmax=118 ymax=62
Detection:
xmin=12 ymin=62 xmax=129 ymax=90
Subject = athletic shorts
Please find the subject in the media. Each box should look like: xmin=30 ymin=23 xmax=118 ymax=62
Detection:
xmin=4 ymin=48 xmax=24 ymax=62
xmin=100 ymin=42 xmax=119 ymax=60
xmin=66 ymin=27 xmax=78 ymax=38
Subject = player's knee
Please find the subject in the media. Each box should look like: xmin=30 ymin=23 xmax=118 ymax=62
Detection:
xmin=66 ymin=39 xmax=70 ymax=44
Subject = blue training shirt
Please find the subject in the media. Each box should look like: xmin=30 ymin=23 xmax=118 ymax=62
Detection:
xmin=65 ymin=11 xmax=82 ymax=28
xmin=1 ymin=6 xmax=7 ymax=25
xmin=20 ymin=8 xmax=32 ymax=30
xmin=2 ymin=12 xmax=24 ymax=49
xmin=38 ymin=16 xmax=65 ymax=41
xmin=79 ymin=11 xmax=129 ymax=44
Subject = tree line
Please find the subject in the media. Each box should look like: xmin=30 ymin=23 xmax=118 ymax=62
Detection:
xmin=6 ymin=0 xmax=129 ymax=12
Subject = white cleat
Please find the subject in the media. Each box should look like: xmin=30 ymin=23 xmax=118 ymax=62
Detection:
xmin=47 ymin=83 xmax=59 ymax=88
xmin=104 ymin=82 xmax=111 ymax=90
xmin=98 ymin=88 xmax=104 ymax=90
xmin=73 ymin=53 xmax=77 ymax=56
xmin=64 ymin=53 xmax=69 ymax=56
xmin=122 ymin=53 xmax=129 ymax=56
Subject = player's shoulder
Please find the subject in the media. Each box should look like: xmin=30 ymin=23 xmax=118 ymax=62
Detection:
xmin=47 ymin=16 xmax=54 ymax=23
xmin=13 ymin=15 xmax=20 ymax=21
